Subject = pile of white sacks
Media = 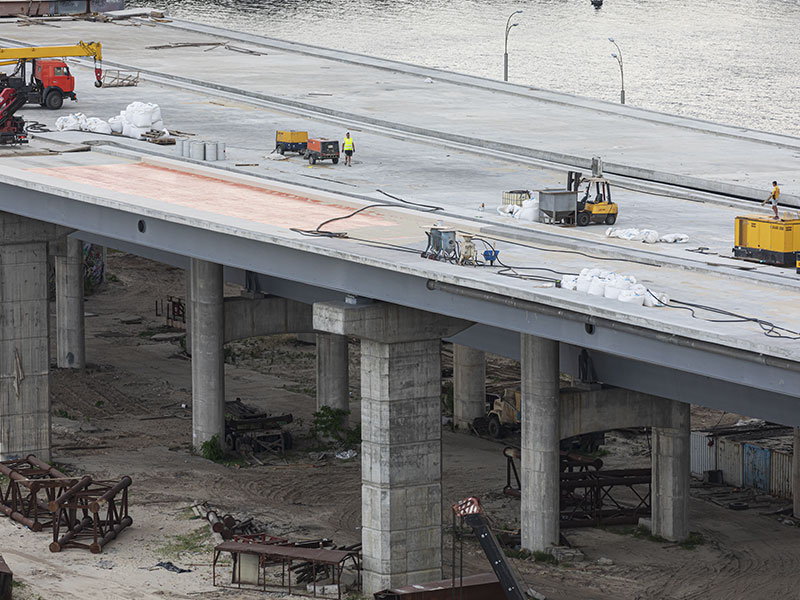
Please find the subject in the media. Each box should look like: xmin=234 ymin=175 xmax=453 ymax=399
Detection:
xmin=560 ymin=268 xmax=669 ymax=307
xmin=605 ymin=227 xmax=688 ymax=244
xmin=55 ymin=102 xmax=166 ymax=140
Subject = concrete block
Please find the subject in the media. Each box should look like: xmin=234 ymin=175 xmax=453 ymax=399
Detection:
xmin=0 ymin=377 xmax=49 ymax=417
xmin=0 ymin=411 xmax=51 ymax=458
xmin=0 ymin=260 xmax=48 ymax=302
xmin=0 ymin=301 xmax=49 ymax=342
xmin=223 ymin=296 xmax=313 ymax=343
xmin=313 ymin=301 xmax=470 ymax=344
xmin=362 ymin=484 xmax=441 ymax=531
xmin=0 ymin=336 xmax=49 ymax=377
xmin=360 ymin=398 xmax=441 ymax=445
xmin=361 ymin=441 xmax=441 ymax=486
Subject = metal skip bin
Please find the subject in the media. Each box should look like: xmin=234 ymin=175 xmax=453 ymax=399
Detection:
xmin=743 ymin=443 xmax=771 ymax=491
xmin=538 ymin=189 xmax=578 ymax=224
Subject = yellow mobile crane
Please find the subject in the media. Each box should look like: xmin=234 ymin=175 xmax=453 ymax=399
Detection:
xmin=0 ymin=41 xmax=102 ymax=109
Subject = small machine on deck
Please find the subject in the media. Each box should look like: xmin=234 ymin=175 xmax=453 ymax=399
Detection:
xmin=733 ymin=214 xmax=800 ymax=267
xmin=304 ymin=137 xmax=339 ymax=164
xmin=274 ymin=130 xmax=308 ymax=155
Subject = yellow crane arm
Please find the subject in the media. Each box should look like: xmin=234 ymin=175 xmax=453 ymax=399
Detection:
xmin=0 ymin=41 xmax=102 ymax=62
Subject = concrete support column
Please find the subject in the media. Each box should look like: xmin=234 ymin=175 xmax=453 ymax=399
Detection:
xmin=452 ymin=344 xmax=485 ymax=431
xmin=520 ymin=333 xmax=560 ymax=551
xmin=0 ymin=213 xmax=65 ymax=461
xmin=361 ymin=337 xmax=442 ymax=593
xmin=316 ymin=333 xmax=349 ymax=423
xmin=793 ymin=427 xmax=800 ymax=518
xmin=55 ymin=237 xmax=85 ymax=369
xmin=651 ymin=399 xmax=690 ymax=542
xmin=189 ymin=258 xmax=225 ymax=450
xmin=313 ymin=302 xmax=470 ymax=595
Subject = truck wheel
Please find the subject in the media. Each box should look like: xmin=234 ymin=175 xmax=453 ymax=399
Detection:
xmin=309 ymin=155 xmax=316 ymax=165
xmin=44 ymin=91 xmax=63 ymax=110
xmin=488 ymin=414 xmax=504 ymax=439
xmin=604 ymin=213 xmax=617 ymax=225
xmin=332 ymin=157 xmax=339 ymax=165
xmin=577 ymin=212 xmax=591 ymax=227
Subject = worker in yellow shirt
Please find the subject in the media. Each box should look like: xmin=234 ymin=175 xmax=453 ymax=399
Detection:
xmin=342 ymin=132 xmax=355 ymax=167
xmin=762 ymin=180 xmax=780 ymax=220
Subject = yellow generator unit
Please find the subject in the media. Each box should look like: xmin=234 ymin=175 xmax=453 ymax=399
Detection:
xmin=274 ymin=130 xmax=308 ymax=155
xmin=733 ymin=215 xmax=800 ymax=266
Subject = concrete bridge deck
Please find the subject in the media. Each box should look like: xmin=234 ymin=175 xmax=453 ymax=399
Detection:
xmin=2 ymin=149 xmax=798 ymax=421
xmin=3 ymin=18 xmax=800 ymax=204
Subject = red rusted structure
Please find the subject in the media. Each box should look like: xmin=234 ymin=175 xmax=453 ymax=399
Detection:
xmin=49 ymin=475 xmax=133 ymax=553
xmin=0 ymin=455 xmax=75 ymax=531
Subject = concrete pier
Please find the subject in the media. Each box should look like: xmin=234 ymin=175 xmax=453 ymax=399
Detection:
xmin=520 ymin=334 xmax=560 ymax=551
xmin=55 ymin=237 xmax=85 ymax=369
xmin=651 ymin=399 xmax=691 ymax=541
xmin=794 ymin=428 xmax=800 ymax=519
xmin=189 ymin=258 xmax=225 ymax=450
xmin=452 ymin=344 xmax=485 ymax=431
xmin=316 ymin=333 xmax=350 ymax=423
xmin=0 ymin=213 xmax=65 ymax=460
xmin=313 ymin=301 xmax=469 ymax=594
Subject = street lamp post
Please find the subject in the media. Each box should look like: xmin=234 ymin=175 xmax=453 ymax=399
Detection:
xmin=504 ymin=10 xmax=522 ymax=82
xmin=608 ymin=37 xmax=625 ymax=104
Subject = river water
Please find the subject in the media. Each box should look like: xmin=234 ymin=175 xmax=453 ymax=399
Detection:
xmin=131 ymin=0 xmax=800 ymax=136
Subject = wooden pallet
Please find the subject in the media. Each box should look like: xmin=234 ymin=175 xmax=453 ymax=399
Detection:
xmin=101 ymin=70 xmax=140 ymax=88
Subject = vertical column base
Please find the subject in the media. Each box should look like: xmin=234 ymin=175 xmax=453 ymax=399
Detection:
xmin=651 ymin=401 xmax=690 ymax=542
xmin=520 ymin=334 xmax=560 ymax=552
xmin=453 ymin=344 xmax=485 ymax=431
xmin=793 ymin=428 xmax=800 ymax=519
xmin=316 ymin=332 xmax=349 ymax=425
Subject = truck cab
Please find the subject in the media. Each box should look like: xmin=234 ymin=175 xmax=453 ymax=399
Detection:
xmin=33 ymin=59 xmax=76 ymax=109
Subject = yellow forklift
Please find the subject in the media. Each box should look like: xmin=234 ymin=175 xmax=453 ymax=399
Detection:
xmin=569 ymin=170 xmax=618 ymax=226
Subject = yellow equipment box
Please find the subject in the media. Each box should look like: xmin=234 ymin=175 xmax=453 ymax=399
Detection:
xmin=275 ymin=130 xmax=308 ymax=144
xmin=733 ymin=214 xmax=800 ymax=266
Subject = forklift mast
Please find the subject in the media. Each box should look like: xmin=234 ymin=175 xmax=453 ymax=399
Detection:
xmin=452 ymin=497 xmax=528 ymax=600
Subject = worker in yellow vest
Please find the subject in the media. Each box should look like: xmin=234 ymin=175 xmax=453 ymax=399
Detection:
xmin=342 ymin=132 xmax=355 ymax=166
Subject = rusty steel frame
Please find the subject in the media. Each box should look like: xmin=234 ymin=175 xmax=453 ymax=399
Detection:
xmin=213 ymin=540 xmax=361 ymax=599
xmin=49 ymin=476 xmax=133 ymax=553
xmin=0 ymin=455 xmax=75 ymax=531
xmin=502 ymin=447 xmax=651 ymax=527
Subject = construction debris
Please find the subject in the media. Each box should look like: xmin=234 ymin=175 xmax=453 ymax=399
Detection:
xmin=503 ymin=447 xmax=652 ymax=528
xmin=0 ymin=455 xmax=132 ymax=553
xmin=0 ymin=455 xmax=71 ymax=531
xmin=49 ymin=475 xmax=133 ymax=553
xmin=224 ymin=399 xmax=293 ymax=457
xmin=212 ymin=540 xmax=361 ymax=598
xmin=100 ymin=69 xmax=140 ymax=88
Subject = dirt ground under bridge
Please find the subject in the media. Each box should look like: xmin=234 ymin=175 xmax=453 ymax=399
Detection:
xmin=2 ymin=253 xmax=798 ymax=600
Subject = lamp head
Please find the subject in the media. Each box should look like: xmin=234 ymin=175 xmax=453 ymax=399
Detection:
xmin=611 ymin=53 xmax=618 ymax=58
xmin=608 ymin=37 xmax=615 ymax=42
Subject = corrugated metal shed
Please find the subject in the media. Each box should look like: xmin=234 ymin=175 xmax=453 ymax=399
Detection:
xmin=716 ymin=438 xmax=743 ymax=488
xmin=743 ymin=443 xmax=771 ymax=490
xmin=690 ymin=430 xmax=716 ymax=477
xmin=770 ymin=450 xmax=793 ymax=499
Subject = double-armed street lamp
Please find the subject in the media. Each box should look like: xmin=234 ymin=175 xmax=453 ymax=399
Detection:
xmin=504 ymin=10 xmax=522 ymax=82
xmin=608 ymin=37 xmax=625 ymax=104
